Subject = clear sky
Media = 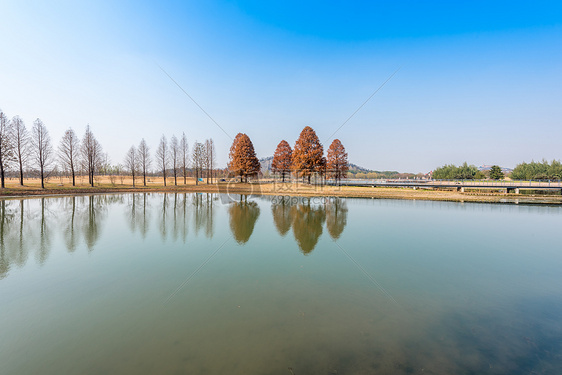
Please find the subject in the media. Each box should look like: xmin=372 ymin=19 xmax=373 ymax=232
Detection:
xmin=1 ymin=0 xmax=561 ymax=172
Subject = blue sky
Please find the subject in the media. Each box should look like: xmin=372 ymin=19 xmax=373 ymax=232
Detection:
xmin=1 ymin=0 xmax=561 ymax=172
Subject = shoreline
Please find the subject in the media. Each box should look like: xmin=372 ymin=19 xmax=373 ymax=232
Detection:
xmin=1 ymin=182 xmax=561 ymax=205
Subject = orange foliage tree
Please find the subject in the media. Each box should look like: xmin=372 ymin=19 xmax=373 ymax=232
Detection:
xmin=230 ymin=133 xmax=260 ymax=182
xmin=326 ymin=139 xmax=348 ymax=184
xmin=228 ymin=133 xmax=243 ymax=170
xmin=292 ymin=126 xmax=324 ymax=183
xmin=271 ymin=140 xmax=292 ymax=182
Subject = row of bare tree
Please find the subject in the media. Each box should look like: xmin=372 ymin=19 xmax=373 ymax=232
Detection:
xmin=0 ymin=108 xmax=218 ymax=189
xmin=0 ymin=109 xmax=105 ymax=189
xmin=124 ymin=136 xmax=216 ymax=187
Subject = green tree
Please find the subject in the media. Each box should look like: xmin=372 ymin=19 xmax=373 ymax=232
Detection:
xmin=432 ymin=162 xmax=484 ymax=180
xmin=489 ymin=165 xmax=504 ymax=180
xmin=511 ymin=159 xmax=562 ymax=180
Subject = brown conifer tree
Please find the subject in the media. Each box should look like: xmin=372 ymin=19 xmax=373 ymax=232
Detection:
xmin=292 ymin=126 xmax=323 ymax=183
xmin=271 ymin=140 xmax=292 ymax=182
xmin=232 ymin=134 xmax=260 ymax=182
xmin=228 ymin=133 xmax=243 ymax=171
xmin=326 ymin=139 xmax=348 ymax=184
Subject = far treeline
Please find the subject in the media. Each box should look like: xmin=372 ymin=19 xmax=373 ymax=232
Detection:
xmin=228 ymin=126 xmax=348 ymax=183
xmin=433 ymin=160 xmax=562 ymax=181
xmin=0 ymin=108 xmax=218 ymax=189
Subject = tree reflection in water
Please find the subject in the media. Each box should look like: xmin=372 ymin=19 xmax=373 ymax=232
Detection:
xmin=0 ymin=193 xmax=348 ymax=279
xmin=326 ymin=198 xmax=348 ymax=240
xmin=37 ymin=197 xmax=52 ymax=264
xmin=271 ymin=199 xmax=293 ymax=236
xmin=193 ymin=193 xmax=216 ymax=239
xmin=270 ymin=197 xmax=348 ymax=254
xmin=126 ymin=193 xmax=151 ymax=239
xmin=62 ymin=196 xmax=80 ymax=252
xmin=291 ymin=199 xmax=326 ymax=255
xmin=228 ymin=196 xmax=260 ymax=244
xmin=82 ymin=195 xmax=116 ymax=251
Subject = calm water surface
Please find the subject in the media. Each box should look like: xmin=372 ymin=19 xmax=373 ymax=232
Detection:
xmin=1 ymin=194 xmax=561 ymax=374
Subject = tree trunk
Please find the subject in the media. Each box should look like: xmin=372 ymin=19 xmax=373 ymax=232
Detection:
xmin=0 ymin=160 xmax=4 ymax=189
xmin=40 ymin=165 xmax=45 ymax=189
xmin=143 ymin=170 xmax=146 ymax=186
xmin=71 ymin=168 xmax=75 ymax=186
xmin=19 ymin=160 xmax=24 ymax=186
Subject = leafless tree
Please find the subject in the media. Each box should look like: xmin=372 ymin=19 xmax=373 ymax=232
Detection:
xmin=205 ymin=138 xmax=216 ymax=184
xmin=11 ymin=116 xmax=29 ymax=186
xmin=192 ymin=141 xmax=204 ymax=185
xmin=180 ymin=132 xmax=189 ymax=184
xmin=138 ymin=138 xmax=151 ymax=186
xmin=155 ymin=135 xmax=168 ymax=186
xmin=0 ymin=110 xmax=13 ymax=188
xmin=32 ymin=119 xmax=54 ymax=189
xmin=81 ymin=125 xmax=103 ymax=187
xmin=124 ymin=145 xmax=138 ymax=187
xmin=203 ymin=140 xmax=210 ymax=183
xmin=170 ymin=135 xmax=179 ymax=186
xmin=58 ymin=128 xmax=79 ymax=186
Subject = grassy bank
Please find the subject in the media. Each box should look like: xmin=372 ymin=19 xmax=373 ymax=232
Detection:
xmin=1 ymin=176 xmax=561 ymax=204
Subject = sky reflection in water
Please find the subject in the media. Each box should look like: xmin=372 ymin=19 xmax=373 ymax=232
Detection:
xmin=0 ymin=194 xmax=561 ymax=374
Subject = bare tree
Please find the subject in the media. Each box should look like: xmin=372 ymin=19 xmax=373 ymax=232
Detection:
xmin=155 ymin=135 xmax=168 ymax=186
xmin=58 ymin=128 xmax=79 ymax=186
xmin=32 ymin=119 xmax=54 ymax=189
xmin=192 ymin=141 xmax=204 ymax=185
xmin=81 ymin=125 xmax=103 ymax=187
xmin=11 ymin=116 xmax=29 ymax=186
xmin=170 ymin=135 xmax=179 ymax=186
xmin=0 ymin=110 xmax=13 ymax=188
xmin=124 ymin=145 xmax=138 ymax=187
xmin=205 ymin=138 xmax=216 ymax=184
xmin=180 ymin=132 xmax=189 ymax=184
xmin=203 ymin=140 xmax=210 ymax=183
xmin=138 ymin=138 xmax=151 ymax=186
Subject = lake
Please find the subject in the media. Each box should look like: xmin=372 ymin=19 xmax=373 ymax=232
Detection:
xmin=1 ymin=193 xmax=561 ymax=374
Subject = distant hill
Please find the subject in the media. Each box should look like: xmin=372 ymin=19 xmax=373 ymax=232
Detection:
xmin=348 ymin=163 xmax=372 ymax=173
xmin=259 ymin=156 xmax=273 ymax=173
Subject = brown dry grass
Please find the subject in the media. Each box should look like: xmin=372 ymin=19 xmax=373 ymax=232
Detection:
xmin=1 ymin=176 xmax=561 ymax=204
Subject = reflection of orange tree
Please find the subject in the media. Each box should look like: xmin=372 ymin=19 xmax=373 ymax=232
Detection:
xmin=291 ymin=202 xmax=326 ymax=255
xmin=271 ymin=200 xmax=293 ymax=236
xmin=228 ymin=199 xmax=260 ymax=244
xmin=326 ymin=198 xmax=348 ymax=240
